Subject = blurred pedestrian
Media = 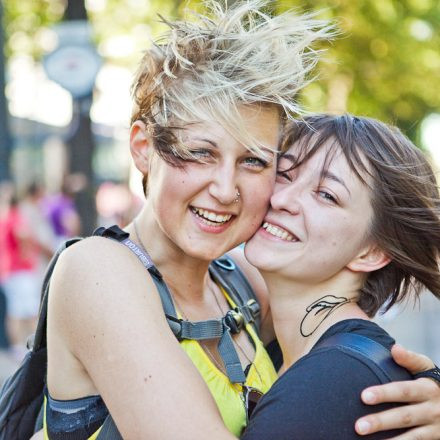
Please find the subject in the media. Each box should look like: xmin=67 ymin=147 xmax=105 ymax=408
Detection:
xmin=0 ymin=181 xmax=15 ymax=350
xmin=0 ymin=188 xmax=41 ymax=359
xmin=96 ymin=181 xmax=142 ymax=228
xmin=20 ymin=182 xmax=57 ymax=280
xmin=42 ymin=175 xmax=81 ymax=245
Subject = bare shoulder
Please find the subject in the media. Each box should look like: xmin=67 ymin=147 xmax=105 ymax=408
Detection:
xmin=54 ymin=235 xmax=155 ymax=289
xmin=52 ymin=235 xmax=161 ymax=302
xmin=49 ymin=235 xmax=167 ymax=351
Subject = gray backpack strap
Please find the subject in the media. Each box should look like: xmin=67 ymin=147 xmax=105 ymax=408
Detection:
xmin=209 ymin=255 xmax=261 ymax=335
xmin=118 ymin=236 xmax=246 ymax=384
xmin=96 ymin=415 xmax=123 ymax=440
xmin=120 ymin=236 xmax=177 ymax=318
xmin=95 ymin=225 xmax=177 ymax=318
xmin=104 ymin=229 xmax=246 ymax=384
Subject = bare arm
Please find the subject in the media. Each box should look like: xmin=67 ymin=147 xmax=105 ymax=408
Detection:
xmin=356 ymin=345 xmax=440 ymax=439
xmin=49 ymin=237 xmax=235 ymax=440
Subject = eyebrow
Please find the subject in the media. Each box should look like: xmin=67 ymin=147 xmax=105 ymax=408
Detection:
xmin=278 ymin=153 xmax=296 ymax=165
xmin=193 ymin=137 xmax=218 ymax=148
xmin=194 ymin=137 xmax=277 ymax=159
xmin=322 ymin=170 xmax=351 ymax=197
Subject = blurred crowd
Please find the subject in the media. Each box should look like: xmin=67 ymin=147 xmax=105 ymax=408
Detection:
xmin=0 ymin=180 xmax=80 ymax=360
xmin=0 ymin=178 xmax=141 ymax=360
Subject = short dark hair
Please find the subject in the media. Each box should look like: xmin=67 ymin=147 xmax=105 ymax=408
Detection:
xmin=281 ymin=114 xmax=440 ymax=316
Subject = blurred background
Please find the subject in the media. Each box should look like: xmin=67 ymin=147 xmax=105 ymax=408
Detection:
xmin=0 ymin=0 xmax=439 ymax=380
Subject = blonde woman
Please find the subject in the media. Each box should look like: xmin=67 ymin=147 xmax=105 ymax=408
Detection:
xmin=41 ymin=2 xmax=440 ymax=439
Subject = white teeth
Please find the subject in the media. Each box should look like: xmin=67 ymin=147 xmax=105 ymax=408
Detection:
xmin=262 ymin=222 xmax=295 ymax=241
xmin=191 ymin=207 xmax=232 ymax=225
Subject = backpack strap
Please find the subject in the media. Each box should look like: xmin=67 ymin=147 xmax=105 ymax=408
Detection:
xmin=313 ymin=333 xmax=412 ymax=382
xmin=32 ymin=237 xmax=83 ymax=352
xmin=209 ymin=255 xmax=261 ymax=336
xmin=98 ymin=225 xmax=247 ymax=384
xmin=94 ymin=225 xmax=177 ymax=317
xmin=96 ymin=414 xmax=123 ymax=440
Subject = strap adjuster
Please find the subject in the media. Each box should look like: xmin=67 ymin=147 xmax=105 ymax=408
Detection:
xmin=224 ymin=309 xmax=244 ymax=334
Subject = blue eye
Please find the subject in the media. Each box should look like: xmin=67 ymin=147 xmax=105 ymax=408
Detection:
xmin=317 ymin=190 xmax=337 ymax=204
xmin=190 ymin=149 xmax=212 ymax=158
xmin=244 ymin=157 xmax=268 ymax=168
xmin=179 ymin=148 xmax=213 ymax=163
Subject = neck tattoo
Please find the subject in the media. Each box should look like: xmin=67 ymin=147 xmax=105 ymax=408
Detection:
xmin=300 ymin=295 xmax=351 ymax=337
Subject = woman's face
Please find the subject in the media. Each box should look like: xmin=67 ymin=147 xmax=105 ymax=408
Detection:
xmin=244 ymin=140 xmax=374 ymax=283
xmin=147 ymin=106 xmax=281 ymax=261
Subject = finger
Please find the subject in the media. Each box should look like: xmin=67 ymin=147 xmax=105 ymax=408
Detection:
xmin=384 ymin=425 xmax=439 ymax=440
xmin=361 ymin=378 xmax=438 ymax=405
xmin=386 ymin=426 xmax=440 ymax=440
xmin=391 ymin=344 xmax=435 ymax=374
xmin=355 ymin=403 xmax=428 ymax=435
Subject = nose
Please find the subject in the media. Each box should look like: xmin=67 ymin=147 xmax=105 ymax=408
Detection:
xmin=208 ymin=162 xmax=238 ymax=205
xmin=270 ymin=180 xmax=302 ymax=215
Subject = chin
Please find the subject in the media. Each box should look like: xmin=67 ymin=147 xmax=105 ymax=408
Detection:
xmin=184 ymin=243 xmax=230 ymax=262
xmin=244 ymin=244 xmax=270 ymax=270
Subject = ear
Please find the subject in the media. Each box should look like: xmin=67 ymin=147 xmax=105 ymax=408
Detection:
xmin=130 ymin=121 xmax=154 ymax=175
xmin=347 ymin=244 xmax=391 ymax=273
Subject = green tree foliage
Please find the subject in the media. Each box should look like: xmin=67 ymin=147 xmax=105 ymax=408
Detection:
xmin=276 ymin=0 xmax=440 ymax=141
xmin=3 ymin=0 xmax=64 ymax=58
xmin=4 ymin=0 xmax=439 ymax=141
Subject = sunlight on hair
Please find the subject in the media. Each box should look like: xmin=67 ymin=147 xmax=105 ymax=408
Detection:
xmin=131 ymin=0 xmax=336 ymax=156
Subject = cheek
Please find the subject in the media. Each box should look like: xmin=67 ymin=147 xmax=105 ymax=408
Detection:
xmin=249 ymin=173 xmax=275 ymax=204
xmin=246 ymin=180 xmax=273 ymax=217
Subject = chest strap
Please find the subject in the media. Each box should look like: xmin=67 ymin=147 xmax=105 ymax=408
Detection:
xmin=96 ymin=225 xmax=257 ymax=384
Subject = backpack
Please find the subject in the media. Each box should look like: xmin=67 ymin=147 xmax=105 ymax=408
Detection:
xmin=0 ymin=225 xmax=261 ymax=439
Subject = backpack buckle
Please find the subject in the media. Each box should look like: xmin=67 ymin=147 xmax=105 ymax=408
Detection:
xmin=225 ymin=309 xmax=244 ymax=334
xmin=247 ymin=299 xmax=260 ymax=318
xmin=26 ymin=333 xmax=35 ymax=350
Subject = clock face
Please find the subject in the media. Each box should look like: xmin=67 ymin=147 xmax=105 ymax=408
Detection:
xmin=43 ymin=44 xmax=102 ymax=98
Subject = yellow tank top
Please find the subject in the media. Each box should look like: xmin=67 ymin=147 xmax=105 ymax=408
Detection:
xmin=179 ymin=287 xmax=278 ymax=436
xmin=43 ymin=288 xmax=277 ymax=439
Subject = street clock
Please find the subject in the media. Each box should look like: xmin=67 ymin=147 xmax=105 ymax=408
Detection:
xmin=43 ymin=43 xmax=101 ymax=98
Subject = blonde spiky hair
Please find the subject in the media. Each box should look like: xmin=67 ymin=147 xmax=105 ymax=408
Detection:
xmin=131 ymin=0 xmax=335 ymax=161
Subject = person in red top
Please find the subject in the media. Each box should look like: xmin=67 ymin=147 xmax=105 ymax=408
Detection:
xmin=0 ymin=193 xmax=41 ymax=357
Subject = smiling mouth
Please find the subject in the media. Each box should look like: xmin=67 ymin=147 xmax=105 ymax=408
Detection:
xmin=191 ymin=207 xmax=233 ymax=226
xmin=262 ymin=222 xmax=298 ymax=242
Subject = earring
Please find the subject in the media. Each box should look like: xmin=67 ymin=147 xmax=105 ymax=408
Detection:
xmin=234 ymin=190 xmax=240 ymax=203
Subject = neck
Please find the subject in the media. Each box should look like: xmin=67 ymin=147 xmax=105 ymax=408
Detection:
xmin=262 ymin=271 xmax=369 ymax=370
xmin=127 ymin=204 xmax=212 ymax=303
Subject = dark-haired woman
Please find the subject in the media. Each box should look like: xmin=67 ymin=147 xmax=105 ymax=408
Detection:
xmin=240 ymin=114 xmax=440 ymax=439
